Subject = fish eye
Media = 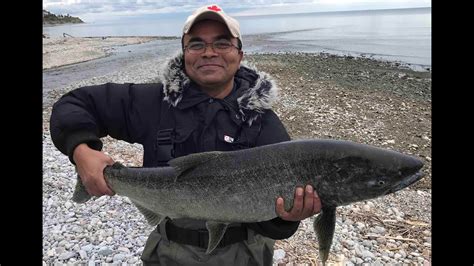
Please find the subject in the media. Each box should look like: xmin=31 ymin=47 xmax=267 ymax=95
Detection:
xmin=378 ymin=180 xmax=385 ymax=186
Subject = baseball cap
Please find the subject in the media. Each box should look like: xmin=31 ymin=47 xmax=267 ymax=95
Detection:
xmin=183 ymin=4 xmax=242 ymax=44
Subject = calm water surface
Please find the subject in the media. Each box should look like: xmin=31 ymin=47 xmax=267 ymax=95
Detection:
xmin=43 ymin=8 xmax=430 ymax=68
xmin=43 ymin=7 xmax=431 ymax=91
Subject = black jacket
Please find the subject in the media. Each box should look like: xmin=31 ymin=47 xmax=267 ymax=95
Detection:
xmin=50 ymin=52 xmax=300 ymax=239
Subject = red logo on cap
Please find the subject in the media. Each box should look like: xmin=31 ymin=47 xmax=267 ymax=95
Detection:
xmin=207 ymin=5 xmax=221 ymax=12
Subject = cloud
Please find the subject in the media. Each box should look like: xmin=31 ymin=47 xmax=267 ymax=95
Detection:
xmin=230 ymin=0 xmax=431 ymax=16
xmin=44 ymin=1 xmax=203 ymax=21
xmin=43 ymin=0 xmax=431 ymax=22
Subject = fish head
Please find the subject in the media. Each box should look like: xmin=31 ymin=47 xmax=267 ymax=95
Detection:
xmin=311 ymin=140 xmax=425 ymax=206
xmin=382 ymin=156 xmax=425 ymax=195
xmin=337 ymin=150 xmax=425 ymax=203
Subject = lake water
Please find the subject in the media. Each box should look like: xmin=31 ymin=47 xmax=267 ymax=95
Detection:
xmin=43 ymin=7 xmax=431 ymax=69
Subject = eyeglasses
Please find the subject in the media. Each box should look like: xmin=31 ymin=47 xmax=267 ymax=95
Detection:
xmin=184 ymin=39 xmax=239 ymax=54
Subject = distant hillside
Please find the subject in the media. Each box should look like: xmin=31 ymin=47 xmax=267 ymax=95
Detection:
xmin=43 ymin=10 xmax=84 ymax=25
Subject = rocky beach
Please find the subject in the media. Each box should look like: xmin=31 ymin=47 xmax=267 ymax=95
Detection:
xmin=43 ymin=37 xmax=431 ymax=265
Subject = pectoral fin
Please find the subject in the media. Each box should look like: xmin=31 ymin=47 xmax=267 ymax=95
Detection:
xmin=313 ymin=207 xmax=337 ymax=265
xmin=132 ymin=200 xmax=165 ymax=226
xmin=72 ymin=174 xmax=92 ymax=203
xmin=205 ymin=221 xmax=229 ymax=254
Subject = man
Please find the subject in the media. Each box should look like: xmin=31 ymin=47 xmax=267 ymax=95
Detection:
xmin=50 ymin=4 xmax=321 ymax=265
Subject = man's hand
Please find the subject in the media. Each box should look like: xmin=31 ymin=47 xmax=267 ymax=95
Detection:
xmin=73 ymin=143 xmax=115 ymax=197
xmin=275 ymin=184 xmax=321 ymax=221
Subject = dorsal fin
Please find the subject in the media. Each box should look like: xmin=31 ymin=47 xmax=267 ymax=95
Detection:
xmin=131 ymin=200 xmax=165 ymax=226
xmin=168 ymin=151 xmax=223 ymax=181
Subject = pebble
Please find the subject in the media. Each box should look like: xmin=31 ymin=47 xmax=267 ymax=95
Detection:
xmin=58 ymin=251 xmax=76 ymax=260
xmin=362 ymin=204 xmax=371 ymax=212
xmin=371 ymin=226 xmax=386 ymax=235
xmin=355 ymin=222 xmax=366 ymax=229
xmin=46 ymin=249 xmax=55 ymax=257
xmin=342 ymin=240 xmax=355 ymax=249
xmin=362 ymin=240 xmax=373 ymax=248
xmin=362 ymin=250 xmax=375 ymax=259
xmin=79 ymin=250 xmax=88 ymax=259
xmin=98 ymin=247 xmax=114 ymax=256
xmin=128 ymin=257 xmax=138 ymax=264
xmin=113 ymin=253 xmax=126 ymax=262
xmin=117 ymin=247 xmax=131 ymax=253
xmin=273 ymin=249 xmax=286 ymax=261
xmin=399 ymin=250 xmax=407 ymax=258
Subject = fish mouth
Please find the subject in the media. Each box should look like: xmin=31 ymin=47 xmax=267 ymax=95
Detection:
xmin=387 ymin=170 xmax=424 ymax=194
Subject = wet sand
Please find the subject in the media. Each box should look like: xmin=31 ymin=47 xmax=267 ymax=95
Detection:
xmin=43 ymin=36 xmax=162 ymax=69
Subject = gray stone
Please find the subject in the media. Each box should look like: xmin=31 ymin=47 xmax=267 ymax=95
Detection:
xmin=55 ymin=247 xmax=65 ymax=254
xmin=355 ymin=222 xmax=366 ymax=229
xmin=117 ymin=247 xmax=131 ymax=253
xmin=113 ymin=253 xmax=126 ymax=262
xmin=343 ymin=239 xmax=355 ymax=248
xmin=354 ymin=245 xmax=366 ymax=257
xmin=128 ymin=257 xmax=138 ymax=264
xmin=362 ymin=250 xmax=375 ymax=259
xmin=58 ymin=251 xmax=76 ymax=260
xmin=46 ymin=249 xmax=55 ymax=257
xmin=98 ymin=246 xmax=114 ymax=256
xmin=371 ymin=226 xmax=386 ymax=235
xmin=399 ymin=249 xmax=407 ymax=258
xmin=362 ymin=240 xmax=373 ymax=248
xmin=273 ymin=249 xmax=286 ymax=261
xmin=79 ymin=250 xmax=88 ymax=259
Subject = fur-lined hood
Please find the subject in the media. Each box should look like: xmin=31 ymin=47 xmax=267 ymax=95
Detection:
xmin=159 ymin=51 xmax=279 ymax=126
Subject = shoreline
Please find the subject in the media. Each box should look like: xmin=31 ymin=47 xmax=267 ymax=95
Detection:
xmin=43 ymin=36 xmax=162 ymax=70
xmin=42 ymin=35 xmax=431 ymax=72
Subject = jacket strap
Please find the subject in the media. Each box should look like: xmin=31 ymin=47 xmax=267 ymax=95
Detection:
xmin=155 ymin=103 xmax=176 ymax=166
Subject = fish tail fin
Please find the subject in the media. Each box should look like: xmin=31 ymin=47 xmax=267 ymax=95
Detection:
xmin=71 ymin=174 xmax=92 ymax=203
xmin=313 ymin=207 xmax=337 ymax=264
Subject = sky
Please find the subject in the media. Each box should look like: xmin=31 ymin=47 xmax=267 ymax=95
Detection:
xmin=43 ymin=0 xmax=431 ymax=22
